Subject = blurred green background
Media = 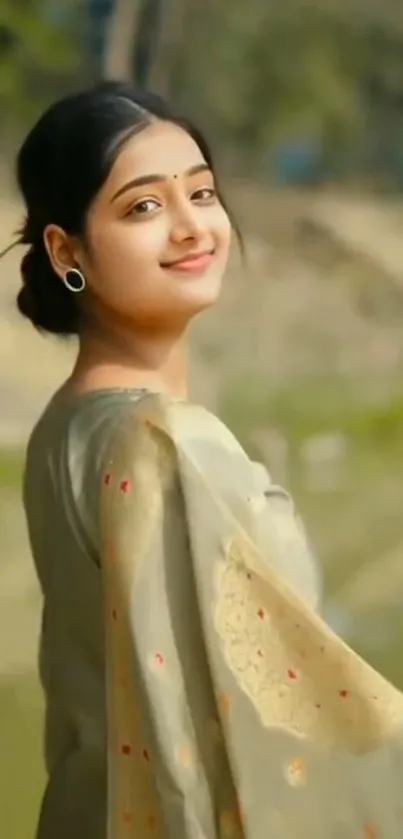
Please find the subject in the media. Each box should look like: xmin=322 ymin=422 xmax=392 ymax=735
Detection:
xmin=2 ymin=1 xmax=403 ymax=836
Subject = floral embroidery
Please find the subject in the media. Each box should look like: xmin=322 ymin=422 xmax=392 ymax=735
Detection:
xmin=121 ymin=744 xmax=132 ymax=756
xmin=103 ymin=472 xmax=111 ymax=485
xmin=219 ymin=693 xmax=231 ymax=715
xmin=213 ymin=552 xmax=399 ymax=750
xmin=120 ymin=479 xmax=131 ymax=493
xmin=220 ymin=808 xmax=242 ymax=837
xmin=142 ymin=748 xmax=150 ymax=761
xmin=117 ymin=673 xmax=128 ymax=690
xmin=284 ymin=756 xmax=307 ymax=787
xmin=363 ymin=824 xmax=377 ymax=839
xmin=176 ymin=743 xmax=192 ymax=767
xmin=108 ymin=544 xmax=117 ymax=563
xmin=154 ymin=652 xmax=164 ymax=666
xmin=287 ymin=668 xmax=299 ymax=681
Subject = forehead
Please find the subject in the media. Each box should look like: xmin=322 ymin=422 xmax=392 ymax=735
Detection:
xmin=105 ymin=120 xmax=206 ymax=190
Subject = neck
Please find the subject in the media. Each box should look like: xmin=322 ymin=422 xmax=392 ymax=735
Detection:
xmin=70 ymin=319 xmax=189 ymax=399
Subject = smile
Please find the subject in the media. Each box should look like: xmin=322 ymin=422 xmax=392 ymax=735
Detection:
xmin=161 ymin=250 xmax=215 ymax=274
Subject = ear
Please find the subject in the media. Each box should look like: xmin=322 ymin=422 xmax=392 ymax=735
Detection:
xmin=43 ymin=225 xmax=80 ymax=280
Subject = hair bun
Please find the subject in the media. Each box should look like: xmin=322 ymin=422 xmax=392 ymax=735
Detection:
xmin=17 ymin=279 xmax=36 ymax=322
xmin=18 ymin=242 xmax=79 ymax=335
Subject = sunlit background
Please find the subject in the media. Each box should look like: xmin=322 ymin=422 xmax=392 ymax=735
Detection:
xmin=2 ymin=1 xmax=403 ymax=835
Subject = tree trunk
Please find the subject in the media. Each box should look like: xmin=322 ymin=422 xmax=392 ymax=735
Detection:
xmin=146 ymin=0 xmax=187 ymax=96
xmin=104 ymin=0 xmax=142 ymax=81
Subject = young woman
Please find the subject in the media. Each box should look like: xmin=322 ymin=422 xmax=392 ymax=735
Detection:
xmin=8 ymin=80 xmax=403 ymax=839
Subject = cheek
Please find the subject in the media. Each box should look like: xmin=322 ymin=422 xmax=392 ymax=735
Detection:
xmin=213 ymin=208 xmax=232 ymax=253
xmin=84 ymin=223 xmax=168 ymax=312
xmin=90 ymin=222 xmax=166 ymax=279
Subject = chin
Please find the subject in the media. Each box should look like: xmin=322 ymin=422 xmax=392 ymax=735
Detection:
xmin=179 ymin=269 xmax=224 ymax=315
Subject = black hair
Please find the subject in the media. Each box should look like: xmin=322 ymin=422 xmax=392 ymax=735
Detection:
xmin=11 ymin=80 xmax=240 ymax=336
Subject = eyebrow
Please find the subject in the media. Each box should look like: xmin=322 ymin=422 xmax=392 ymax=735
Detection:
xmin=110 ymin=162 xmax=210 ymax=202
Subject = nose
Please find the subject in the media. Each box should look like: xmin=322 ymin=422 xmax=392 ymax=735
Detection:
xmin=169 ymin=200 xmax=206 ymax=244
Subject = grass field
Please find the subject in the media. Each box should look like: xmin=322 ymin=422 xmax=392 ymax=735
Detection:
xmin=0 ymin=450 xmax=45 ymax=839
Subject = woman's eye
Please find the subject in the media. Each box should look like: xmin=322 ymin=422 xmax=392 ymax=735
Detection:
xmin=191 ymin=187 xmax=217 ymax=202
xmin=130 ymin=198 xmax=160 ymax=215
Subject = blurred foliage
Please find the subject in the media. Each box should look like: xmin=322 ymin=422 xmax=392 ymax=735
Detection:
xmin=138 ymin=0 xmax=403 ymax=182
xmin=3 ymin=0 xmax=403 ymax=180
xmin=0 ymin=674 xmax=44 ymax=839
xmin=220 ymin=372 xmax=403 ymax=445
xmin=0 ymin=0 xmax=80 ymax=125
xmin=178 ymin=3 xmax=403 ymax=179
xmin=0 ymin=448 xmax=24 ymax=489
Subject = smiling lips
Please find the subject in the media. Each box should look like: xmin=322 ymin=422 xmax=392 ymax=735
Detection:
xmin=161 ymin=250 xmax=215 ymax=274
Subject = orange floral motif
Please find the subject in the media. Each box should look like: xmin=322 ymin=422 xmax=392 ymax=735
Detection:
xmin=108 ymin=544 xmax=117 ymax=563
xmin=147 ymin=814 xmax=157 ymax=831
xmin=176 ymin=743 xmax=192 ymax=767
xmin=287 ymin=668 xmax=299 ymax=681
xmin=219 ymin=693 xmax=231 ymax=715
xmin=117 ymin=673 xmax=128 ymax=690
xmin=220 ymin=808 xmax=242 ymax=837
xmin=363 ymin=824 xmax=377 ymax=839
xmin=233 ymin=800 xmax=244 ymax=827
xmin=284 ymin=756 xmax=307 ymax=788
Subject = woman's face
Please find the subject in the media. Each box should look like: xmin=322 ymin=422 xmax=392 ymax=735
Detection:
xmin=77 ymin=120 xmax=231 ymax=332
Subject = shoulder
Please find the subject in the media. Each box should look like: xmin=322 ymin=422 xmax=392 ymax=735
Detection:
xmin=102 ymin=393 xmax=322 ymax=609
xmin=104 ymin=392 xmax=250 ymax=473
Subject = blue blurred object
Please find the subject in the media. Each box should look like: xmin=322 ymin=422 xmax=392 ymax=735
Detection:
xmin=38 ymin=1 xmax=72 ymax=26
xmin=271 ymin=139 xmax=326 ymax=185
xmin=89 ymin=0 xmax=115 ymax=70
